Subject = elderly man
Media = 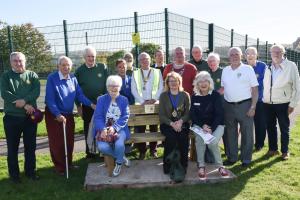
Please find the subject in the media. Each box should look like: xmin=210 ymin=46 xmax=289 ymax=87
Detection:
xmin=188 ymin=45 xmax=209 ymax=72
xmin=245 ymin=47 xmax=267 ymax=151
xmin=207 ymin=52 xmax=224 ymax=94
xmin=221 ymin=47 xmax=258 ymax=167
xmin=263 ymin=44 xmax=300 ymax=160
xmin=163 ymin=47 xmax=197 ymax=95
xmin=1 ymin=52 xmax=40 ymax=183
xmin=151 ymin=49 xmax=166 ymax=75
xmin=131 ymin=52 xmax=164 ymax=159
xmin=74 ymin=46 xmax=108 ymax=159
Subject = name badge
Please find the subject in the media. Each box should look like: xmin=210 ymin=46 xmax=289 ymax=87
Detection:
xmin=194 ymin=103 xmax=200 ymax=106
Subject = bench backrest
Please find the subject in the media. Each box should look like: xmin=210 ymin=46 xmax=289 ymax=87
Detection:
xmin=128 ymin=104 xmax=159 ymax=126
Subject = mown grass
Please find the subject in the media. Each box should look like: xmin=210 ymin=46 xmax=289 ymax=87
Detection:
xmin=0 ymin=117 xmax=300 ymax=200
xmin=0 ymin=112 xmax=84 ymax=138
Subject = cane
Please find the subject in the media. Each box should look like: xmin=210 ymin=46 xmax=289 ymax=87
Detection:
xmin=63 ymin=121 xmax=69 ymax=179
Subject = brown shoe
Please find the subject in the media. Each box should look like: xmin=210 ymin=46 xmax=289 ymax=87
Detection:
xmin=267 ymin=150 xmax=280 ymax=156
xmin=282 ymin=153 xmax=290 ymax=160
xmin=198 ymin=167 xmax=206 ymax=179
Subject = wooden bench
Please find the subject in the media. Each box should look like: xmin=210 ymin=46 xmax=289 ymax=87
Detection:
xmin=104 ymin=104 xmax=197 ymax=176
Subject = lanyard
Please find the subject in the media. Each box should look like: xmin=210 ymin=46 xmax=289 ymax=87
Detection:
xmin=168 ymin=92 xmax=179 ymax=110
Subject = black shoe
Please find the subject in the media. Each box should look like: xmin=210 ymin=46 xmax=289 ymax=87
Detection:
xmin=223 ymin=160 xmax=236 ymax=166
xmin=26 ymin=174 xmax=40 ymax=181
xmin=241 ymin=162 xmax=251 ymax=167
xmin=139 ymin=152 xmax=146 ymax=160
xmin=255 ymin=147 xmax=263 ymax=152
xmin=10 ymin=176 xmax=21 ymax=184
xmin=85 ymin=153 xmax=97 ymax=159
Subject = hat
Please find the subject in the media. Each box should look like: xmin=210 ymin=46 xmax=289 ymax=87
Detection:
xmin=29 ymin=109 xmax=44 ymax=123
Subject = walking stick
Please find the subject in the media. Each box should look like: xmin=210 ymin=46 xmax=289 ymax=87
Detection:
xmin=63 ymin=122 xmax=69 ymax=179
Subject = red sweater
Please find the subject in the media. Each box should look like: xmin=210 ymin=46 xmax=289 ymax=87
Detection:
xmin=163 ymin=62 xmax=197 ymax=95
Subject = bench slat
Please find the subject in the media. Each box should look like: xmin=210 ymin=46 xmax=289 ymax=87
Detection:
xmin=126 ymin=132 xmax=165 ymax=144
xmin=129 ymin=104 xmax=159 ymax=115
xmin=128 ymin=115 xmax=160 ymax=126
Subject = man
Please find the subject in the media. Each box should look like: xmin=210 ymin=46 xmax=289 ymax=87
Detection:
xmin=188 ymin=45 xmax=210 ymax=72
xmin=263 ymin=44 xmax=300 ymax=160
xmin=207 ymin=52 xmax=224 ymax=94
xmin=123 ymin=52 xmax=135 ymax=76
xmin=151 ymin=49 xmax=166 ymax=75
xmin=245 ymin=47 xmax=267 ymax=151
xmin=221 ymin=47 xmax=258 ymax=167
xmin=1 ymin=52 xmax=40 ymax=183
xmin=131 ymin=52 xmax=164 ymax=159
xmin=75 ymin=46 xmax=108 ymax=158
xmin=163 ymin=47 xmax=197 ymax=96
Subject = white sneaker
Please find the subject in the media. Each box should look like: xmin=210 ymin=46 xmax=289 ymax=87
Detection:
xmin=123 ymin=157 xmax=131 ymax=167
xmin=113 ymin=163 xmax=122 ymax=177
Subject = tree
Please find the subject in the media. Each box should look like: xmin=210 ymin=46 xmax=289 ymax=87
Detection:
xmin=106 ymin=50 xmax=126 ymax=75
xmin=0 ymin=23 xmax=53 ymax=74
xmin=131 ymin=43 xmax=162 ymax=65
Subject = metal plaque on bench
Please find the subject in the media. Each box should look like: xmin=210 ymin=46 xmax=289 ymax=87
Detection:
xmin=144 ymin=104 xmax=155 ymax=114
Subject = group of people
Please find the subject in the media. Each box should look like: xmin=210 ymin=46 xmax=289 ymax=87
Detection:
xmin=1 ymin=43 xmax=300 ymax=183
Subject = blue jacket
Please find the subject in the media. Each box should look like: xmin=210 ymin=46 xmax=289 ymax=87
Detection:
xmin=247 ymin=61 xmax=266 ymax=102
xmin=45 ymin=71 xmax=92 ymax=117
xmin=120 ymin=75 xmax=135 ymax=105
xmin=93 ymin=94 xmax=130 ymax=140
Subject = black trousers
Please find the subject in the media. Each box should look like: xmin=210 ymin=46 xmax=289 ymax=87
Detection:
xmin=160 ymin=123 xmax=189 ymax=173
xmin=254 ymin=101 xmax=267 ymax=149
xmin=134 ymin=125 xmax=158 ymax=154
xmin=82 ymin=105 xmax=95 ymax=156
xmin=3 ymin=115 xmax=37 ymax=178
xmin=264 ymin=103 xmax=290 ymax=153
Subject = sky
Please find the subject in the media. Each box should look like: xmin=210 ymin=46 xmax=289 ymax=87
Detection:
xmin=1 ymin=0 xmax=299 ymax=45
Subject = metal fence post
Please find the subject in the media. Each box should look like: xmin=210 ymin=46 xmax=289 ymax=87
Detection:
xmin=134 ymin=12 xmax=139 ymax=68
xmin=63 ymin=20 xmax=69 ymax=57
xmin=190 ymin=18 xmax=194 ymax=56
xmin=85 ymin=32 xmax=89 ymax=46
xmin=256 ymin=38 xmax=259 ymax=59
xmin=265 ymin=41 xmax=268 ymax=63
xmin=164 ymin=8 xmax=169 ymax=64
xmin=245 ymin=34 xmax=248 ymax=50
xmin=208 ymin=23 xmax=214 ymax=53
xmin=230 ymin=29 xmax=234 ymax=47
xmin=7 ymin=26 xmax=13 ymax=53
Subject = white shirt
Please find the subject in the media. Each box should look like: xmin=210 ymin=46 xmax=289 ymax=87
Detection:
xmin=221 ymin=63 xmax=258 ymax=102
xmin=58 ymin=71 xmax=70 ymax=80
xmin=105 ymin=102 xmax=121 ymax=125
xmin=131 ymin=68 xmax=164 ymax=104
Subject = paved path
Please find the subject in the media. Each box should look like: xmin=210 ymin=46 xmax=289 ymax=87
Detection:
xmin=0 ymin=104 xmax=300 ymax=156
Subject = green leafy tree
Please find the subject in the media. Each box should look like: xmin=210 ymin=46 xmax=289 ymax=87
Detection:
xmin=0 ymin=23 xmax=53 ymax=74
xmin=106 ymin=50 xmax=126 ymax=75
xmin=131 ymin=43 xmax=162 ymax=66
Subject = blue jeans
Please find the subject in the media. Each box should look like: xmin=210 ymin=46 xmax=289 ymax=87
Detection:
xmin=97 ymin=130 xmax=126 ymax=164
xmin=264 ymin=103 xmax=290 ymax=153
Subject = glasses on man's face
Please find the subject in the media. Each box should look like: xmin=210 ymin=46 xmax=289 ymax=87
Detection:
xmin=271 ymin=51 xmax=283 ymax=55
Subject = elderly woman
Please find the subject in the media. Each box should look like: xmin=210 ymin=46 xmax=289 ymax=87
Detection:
xmin=94 ymin=75 xmax=130 ymax=177
xmin=190 ymin=71 xmax=228 ymax=179
xmin=45 ymin=56 xmax=95 ymax=176
xmin=159 ymin=71 xmax=190 ymax=175
xmin=207 ymin=52 xmax=223 ymax=94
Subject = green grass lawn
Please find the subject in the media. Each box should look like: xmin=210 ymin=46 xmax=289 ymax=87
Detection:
xmin=0 ymin=117 xmax=300 ymax=200
xmin=0 ymin=112 xmax=84 ymax=138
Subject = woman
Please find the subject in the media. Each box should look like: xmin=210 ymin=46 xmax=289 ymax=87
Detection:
xmin=190 ymin=71 xmax=228 ymax=179
xmin=45 ymin=56 xmax=96 ymax=175
xmin=94 ymin=75 xmax=130 ymax=177
xmin=159 ymin=72 xmax=190 ymax=176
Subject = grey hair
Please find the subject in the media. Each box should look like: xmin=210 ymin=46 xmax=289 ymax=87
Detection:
xmin=192 ymin=45 xmax=203 ymax=53
xmin=106 ymin=75 xmax=122 ymax=89
xmin=270 ymin=44 xmax=286 ymax=54
xmin=123 ymin=52 xmax=133 ymax=59
xmin=83 ymin=46 xmax=96 ymax=57
xmin=58 ymin=56 xmax=72 ymax=66
xmin=207 ymin=52 xmax=220 ymax=62
xmin=175 ymin=46 xmax=186 ymax=54
xmin=193 ymin=71 xmax=214 ymax=95
xmin=10 ymin=52 xmax=26 ymax=62
xmin=228 ymin=47 xmax=243 ymax=57
xmin=245 ymin=47 xmax=258 ymax=55
xmin=138 ymin=52 xmax=150 ymax=61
